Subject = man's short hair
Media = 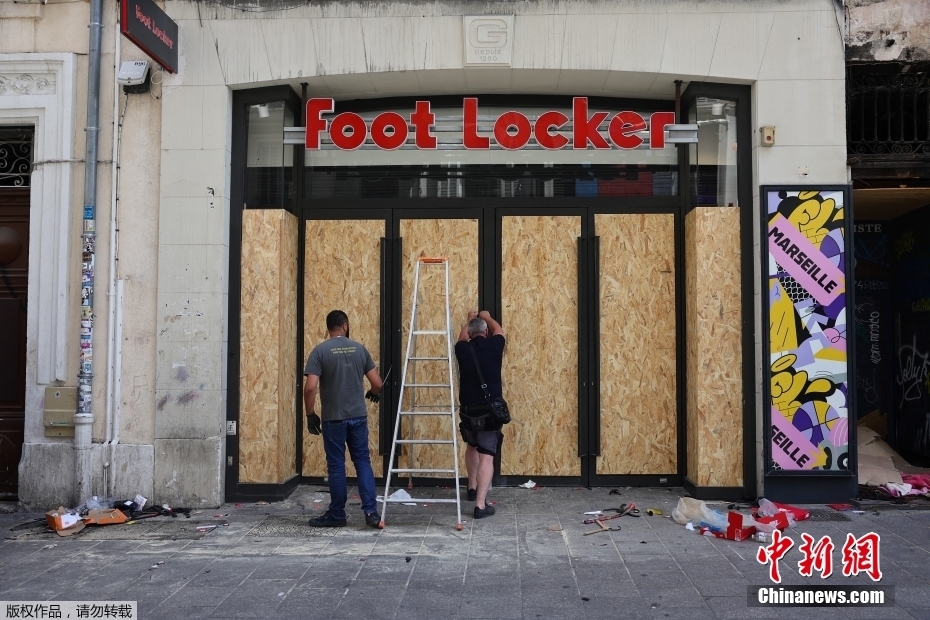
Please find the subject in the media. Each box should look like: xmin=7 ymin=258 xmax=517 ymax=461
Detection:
xmin=326 ymin=310 xmax=349 ymax=332
xmin=467 ymin=318 xmax=488 ymax=338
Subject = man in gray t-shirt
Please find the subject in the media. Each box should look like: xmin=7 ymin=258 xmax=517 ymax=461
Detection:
xmin=304 ymin=310 xmax=383 ymax=529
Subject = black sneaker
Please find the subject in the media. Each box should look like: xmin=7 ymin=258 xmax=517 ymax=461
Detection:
xmin=365 ymin=512 xmax=381 ymax=529
xmin=474 ymin=504 xmax=496 ymax=519
xmin=308 ymin=512 xmax=346 ymax=527
xmin=467 ymin=488 xmax=477 ymax=502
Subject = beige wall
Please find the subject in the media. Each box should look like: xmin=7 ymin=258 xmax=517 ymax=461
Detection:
xmin=3 ymin=0 xmax=162 ymax=507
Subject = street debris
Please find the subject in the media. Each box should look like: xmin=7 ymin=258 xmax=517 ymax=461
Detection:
xmin=381 ymin=489 xmax=417 ymax=506
xmin=518 ymin=480 xmax=537 ymax=489
xmin=646 ymin=508 xmax=663 ymax=516
xmin=672 ymin=497 xmax=810 ymax=542
xmin=547 ymin=525 xmax=563 ymax=532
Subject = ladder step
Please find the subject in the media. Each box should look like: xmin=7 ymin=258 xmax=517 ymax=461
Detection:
xmin=405 ymin=383 xmax=451 ymax=388
xmin=408 ymin=356 xmax=448 ymax=361
xmin=381 ymin=498 xmax=459 ymax=504
xmin=412 ymin=330 xmax=447 ymax=335
xmin=395 ymin=439 xmax=454 ymax=445
xmin=390 ymin=468 xmax=456 ymax=474
xmin=399 ymin=411 xmax=453 ymax=416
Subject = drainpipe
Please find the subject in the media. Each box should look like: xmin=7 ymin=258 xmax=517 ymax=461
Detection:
xmin=76 ymin=0 xmax=104 ymax=505
xmin=103 ymin=13 xmax=124 ymax=499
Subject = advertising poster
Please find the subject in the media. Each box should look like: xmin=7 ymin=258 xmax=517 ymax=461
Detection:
xmin=765 ymin=189 xmax=850 ymax=472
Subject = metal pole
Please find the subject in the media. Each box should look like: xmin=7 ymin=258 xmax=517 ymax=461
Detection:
xmin=76 ymin=0 xmax=104 ymax=505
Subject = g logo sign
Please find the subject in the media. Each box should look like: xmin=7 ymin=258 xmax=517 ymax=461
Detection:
xmin=464 ymin=15 xmax=514 ymax=66
xmin=471 ymin=18 xmax=508 ymax=48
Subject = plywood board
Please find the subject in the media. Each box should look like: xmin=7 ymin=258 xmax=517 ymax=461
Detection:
xmin=596 ymin=213 xmax=677 ymax=475
xmin=303 ymin=219 xmax=384 ymax=478
xmin=500 ymin=216 xmax=580 ymax=477
xmin=240 ymin=210 xmax=298 ymax=484
xmin=685 ymin=208 xmax=743 ymax=487
xmin=399 ymin=219 xmax=479 ymax=478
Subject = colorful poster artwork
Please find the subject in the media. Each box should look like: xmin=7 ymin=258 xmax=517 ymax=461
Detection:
xmin=767 ymin=190 xmax=849 ymax=471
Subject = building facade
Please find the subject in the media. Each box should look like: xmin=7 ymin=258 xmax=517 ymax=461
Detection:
xmin=3 ymin=0 xmax=859 ymax=509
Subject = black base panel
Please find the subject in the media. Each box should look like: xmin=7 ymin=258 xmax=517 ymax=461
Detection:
xmin=683 ymin=477 xmax=749 ymax=501
xmin=763 ymin=474 xmax=858 ymax=504
xmin=233 ymin=475 xmax=300 ymax=503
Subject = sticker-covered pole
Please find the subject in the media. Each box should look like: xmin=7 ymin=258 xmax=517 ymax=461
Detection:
xmin=75 ymin=0 xmax=104 ymax=505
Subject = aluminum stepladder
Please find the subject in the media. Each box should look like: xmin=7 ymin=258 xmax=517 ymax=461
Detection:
xmin=379 ymin=257 xmax=463 ymax=530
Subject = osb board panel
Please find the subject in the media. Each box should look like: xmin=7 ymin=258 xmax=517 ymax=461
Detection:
xmin=240 ymin=210 xmax=289 ymax=484
xmin=685 ymin=208 xmax=743 ymax=487
xmin=500 ymin=216 xmax=580 ymax=477
xmin=303 ymin=219 xmax=384 ymax=479
xmin=400 ymin=219 xmax=478 ymax=478
xmin=596 ymin=213 xmax=677 ymax=475
xmin=278 ymin=212 xmax=298 ymax=481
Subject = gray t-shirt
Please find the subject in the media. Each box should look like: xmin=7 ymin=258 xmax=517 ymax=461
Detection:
xmin=304 ymin=337 xmax=376 ymax=421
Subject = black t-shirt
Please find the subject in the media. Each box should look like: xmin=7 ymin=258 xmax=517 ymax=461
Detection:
xmin=454 ymin=334 xmax=506 ymax=407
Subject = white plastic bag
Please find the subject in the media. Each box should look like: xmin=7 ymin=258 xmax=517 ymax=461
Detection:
xmin=670 ymin=498 xmax=728 ymax=530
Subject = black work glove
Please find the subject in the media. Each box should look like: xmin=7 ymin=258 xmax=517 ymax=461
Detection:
xmin=306 ymin=412 xmax=322 ymax=435
xmin=365 ymin=390 xmax=380 ymax=404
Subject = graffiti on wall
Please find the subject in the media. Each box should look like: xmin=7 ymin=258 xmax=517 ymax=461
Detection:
xmin=766 ymin=190 xmax=849 ymax=472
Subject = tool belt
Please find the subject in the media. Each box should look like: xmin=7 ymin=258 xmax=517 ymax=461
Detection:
xmin=459 ymin=405 xmax=493 ymax=432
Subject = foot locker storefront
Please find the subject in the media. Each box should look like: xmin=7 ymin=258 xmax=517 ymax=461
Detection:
xmin=227 ymin=86 xmax=754 ymax=501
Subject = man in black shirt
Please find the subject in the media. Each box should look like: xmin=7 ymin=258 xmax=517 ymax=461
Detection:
xmin=454 ymin=310 xmax=505 ymax=519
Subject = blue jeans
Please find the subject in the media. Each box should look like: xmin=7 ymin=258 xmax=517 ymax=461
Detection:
xmin=322 ymin=416 xmax=378 ymax=521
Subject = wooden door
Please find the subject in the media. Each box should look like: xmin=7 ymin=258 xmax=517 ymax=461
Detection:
xmin=302 ymin=218 xmax=385 ymax=478
xmin=0 ymin=187 xmax=29 ymax=498
xmin=398 ymin=217 xmax=479 ymax=479
xmin=595 ymin=213 xmax=678 ymax=476
xmin=500 ymin=214 xmax=582 ymax=477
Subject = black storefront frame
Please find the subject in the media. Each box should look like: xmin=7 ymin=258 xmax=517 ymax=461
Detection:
xmin=759 ymin=185 xmax=857 ymax=503
xmin=226 ymin=87 xmax=760 ymax=501
xmin=680 ymin=82 xmax=757 ymax=501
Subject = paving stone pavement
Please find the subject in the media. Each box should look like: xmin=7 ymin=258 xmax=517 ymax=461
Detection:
xmin=1 ymin=486 xmax=929 ymax=619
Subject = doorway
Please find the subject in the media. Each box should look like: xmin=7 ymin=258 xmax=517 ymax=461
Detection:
xmin=0 ymin=126 xmax=32 ymax=499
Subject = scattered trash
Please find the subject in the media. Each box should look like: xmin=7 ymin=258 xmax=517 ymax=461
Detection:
xmin=826 ymin=503 xmax=854 ymax=512
xmin=547 ymin=526 xmax=563 ymax=532
xmin=671 ymin=498 xmax=727 ymax=530
xmin=640 ymin=541 xmax=647 ymax=544
xmin=518 ymin=480 xmax=537 ymax=489
xmin=277 ymin=592 xmax=284 ymax=597
xmin=581 ymin=597 xmax=590 ymax=602
xmin=83 ymin=509 xmax=128 ymax=526
xmin=384 ymin=489 xmax=417 ymax=506
xmin=256 ymin=501 xmax=269 ymax=506
xmin=157 ymin=561 xmax=164 ymax=565
xmin=584 ymin=511 xmax=603 ymax=516
xmin=609 ymin=489 xmax=621 ymax=495
xmin=150 ymin=565 xmax=159 ymax=570
xmin=852 ymin=510 xmax=865 ymax=514
xmin=752 ymin=531 xmax=772 ymax=543
xmin=313 ymin=500 xmax=322 ymax=503
xmin=133 ymin=494 xmax=147 ymax=511
xmin=405 ymin=557 xmax=411 ymax=563
xmin=646 ymin=508 xmax=663 ymax=516
xmin=45 ymin=507 xmax=85 ymax=537
xmin=584 ymin=519 xmax=621 ymax=536
xmin=685 ymin=522 xmax=695 ymax=531
xmin=214 ymin=513 xmax=229 ymax=518
xmin=197 ymin=525 xmax=218 ymax=533
xmin=41 ymin=544 xmax=57 ymax=550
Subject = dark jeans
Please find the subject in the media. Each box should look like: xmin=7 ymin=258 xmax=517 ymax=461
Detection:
xmin=322 ymin=416 xmax=378 ymax=521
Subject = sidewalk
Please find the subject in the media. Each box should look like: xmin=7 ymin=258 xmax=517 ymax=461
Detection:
xmin=1 ymin=486 xmax=928 ymax=619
